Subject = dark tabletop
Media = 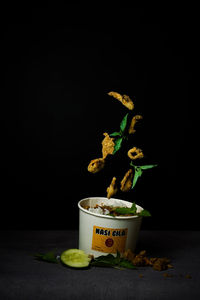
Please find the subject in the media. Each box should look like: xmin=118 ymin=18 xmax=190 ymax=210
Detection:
xmin=0 ymin=230 xmax=200 ymax=300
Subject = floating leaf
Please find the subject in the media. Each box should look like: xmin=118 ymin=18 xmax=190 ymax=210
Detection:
xmin=109 ymin=131 xmax=121 ymax=137
xmin=113 ymin=137 xmax=123 ymax=154
xmin=120 ymin=113 xmax=129 ymax=133
xmin=140 ymin=164 xmax=158 ymax=170
xmin=132 ymin=167 xmax=143 ymax=188
xmin=130 ymin=163 xmax=158 ymax=189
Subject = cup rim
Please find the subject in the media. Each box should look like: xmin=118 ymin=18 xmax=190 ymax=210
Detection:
xmin=78 ymin=197 xmax=143 ymax=220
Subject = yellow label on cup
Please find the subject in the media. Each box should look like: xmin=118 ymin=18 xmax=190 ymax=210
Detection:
xmin=92 ymin=226 xmax=128 ymax=253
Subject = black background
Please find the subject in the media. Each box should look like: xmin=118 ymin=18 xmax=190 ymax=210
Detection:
xmin=1 ymin=5 xmax=198 ymax=230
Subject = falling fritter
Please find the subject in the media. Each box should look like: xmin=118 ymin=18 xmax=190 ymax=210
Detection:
xmin=108 ymin=91 xmax=134 ymax=110
xmin=128 ymin=115 xmax=143 ymax=134
xmin=102 ymin=133 xmax=115 ymax=158
xmin=106 ymin=177 xmax=118 ymax=199
xmin=120 ymin=169 xmax=134 ymax=192
xmin=88 ymin=158 xmax=105 ymax=173
xmin=128 ymin=147 xmax=144 ymax=160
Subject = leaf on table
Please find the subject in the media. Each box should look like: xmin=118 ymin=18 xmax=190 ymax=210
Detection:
xmin=33 ymin=251 xmax=59 ymax=263
xmin=91 ymin=252 xmax=136 ymax=269
xmin=118 ymin=259 xmax=136 ymax=269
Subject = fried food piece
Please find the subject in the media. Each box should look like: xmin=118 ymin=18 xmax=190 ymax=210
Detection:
xmin=123 ymin=249 xmax=135 ymax=261
xmin=102 ymin=133 xmax=115 ymax=158
xmin=152 ymin=258 xmax=171 ymax=271
xmin=106 ymin=177 xmax=118 ymax=199
xmin=132 ymin=250 xmax=150 ymax=266
xmin=163 ymin=272 xmax=173 ymax=278
xmin=108 ymin=91 xmax=134 ymax=110
xmin=123 ymin=249 xmax=172 ymax=271
xmin=124 ymin=250 xmax=149 ymax=266
xmin=128 ymin=115 xmax=143 ymax=134
xmin=87 ymin=158 xmax=105 ymax=173
xmin=120 ymin=169 xmax=134 ymax=192
xmin=128 ymin=147 xmax=144 ymax=160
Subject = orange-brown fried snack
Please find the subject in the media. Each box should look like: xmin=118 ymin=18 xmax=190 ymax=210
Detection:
xmin=128 ymin=147 xmax=144 ymax=160
xmin=107 ymin=177 xmax=118 ymax=199
xmin=108 ymin=91 xmax=134 ymax=110
xmin=102 ymin=133 xmax=115 ymax=158
xmin=128 ymin=115 xmax=143 ymax=134
xmin=120 ymin=169 xmax=134 ymax=192
xmin=87 ymin=158 xmax=105 ymax=173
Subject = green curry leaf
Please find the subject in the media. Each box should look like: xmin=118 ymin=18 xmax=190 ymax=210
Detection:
xmin=118 ymin=260 xmax=136 ymax=269
xmin=138 ymin=209 xmax=151 ymax=217
xmin=91 ymin=252 xmax=136 ymax=269
xmin=109 ymin=131 xmax=122 ymax=137
xmin=130 ymin=163 xmax=157 ymax=189
xmin=113 ymin=137 xmax=123 ymax=154
xmin=140 ymin=164 xmax=158 ymax=170
xmin=112 ymin=202 xmax=150 ymax=217
xmin=33 ymin=251 xmax=59 ymax=263
xmin=120 ymin=113 xmax=129 ymax=133
xmin=114 ymin=207 xmax=133 ymax=215
xmin=132 ymin=167 xmax=143 ymax=188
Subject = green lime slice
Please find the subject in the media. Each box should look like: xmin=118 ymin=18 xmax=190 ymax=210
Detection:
xmin=60 ymin=249 xmax=91 ymax=268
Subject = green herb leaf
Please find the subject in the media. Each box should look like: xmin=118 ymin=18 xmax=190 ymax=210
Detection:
xmin=120 ymin=113 xmax=129 ymax=133
xmin=130 ymin=202 xmax=137 ymax=214
xmin=130 ymin=163 xmax=158 ymax=189
xmin=140 ymin=164 xmax=158 ymax=170
xmin=91 ymin=253 xmax=118 ymax=267
xmin=132 ymin=167 xmax=143 ymax=188
xmin=113 ymin=202 xmax=137 ymax=215
xmin=118 ymin=259 xmax=136 ymax=269
xmin=114 ymin=207 xmax=134 ymax=215
xmin=138 ymin=209 xmax=151 ymax=217
xmin=91 ymin=252 xmax=136 ymax=269
xmin=113 ymin=137 xmax=123 ymax=154
xmin=109 ymin=131 xmax=122 ymax=137
xmin=34 ymin=251 xmax=59 ymax=263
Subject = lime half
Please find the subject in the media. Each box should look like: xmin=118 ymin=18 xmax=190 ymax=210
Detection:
xmin=60 ymin=249 xmax=91 ymax=268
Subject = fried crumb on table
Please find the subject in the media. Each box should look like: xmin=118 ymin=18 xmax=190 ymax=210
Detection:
xmin=123 ymin=249 xmax=173 ymax=271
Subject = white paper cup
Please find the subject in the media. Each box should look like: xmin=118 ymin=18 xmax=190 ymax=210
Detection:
xmin=78 ymin=197 xmax=143 ymax=257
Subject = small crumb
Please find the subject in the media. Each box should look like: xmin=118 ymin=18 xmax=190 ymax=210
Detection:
xmin=185 ymin=274 xmax=192 ymax=279
xmin=163 ymin=272 xmax=173 ymax=278
xmin=139 ymin=274 xmax=143 ymax=278
xmin=167 ymin=264 xmax=173 ymax=269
